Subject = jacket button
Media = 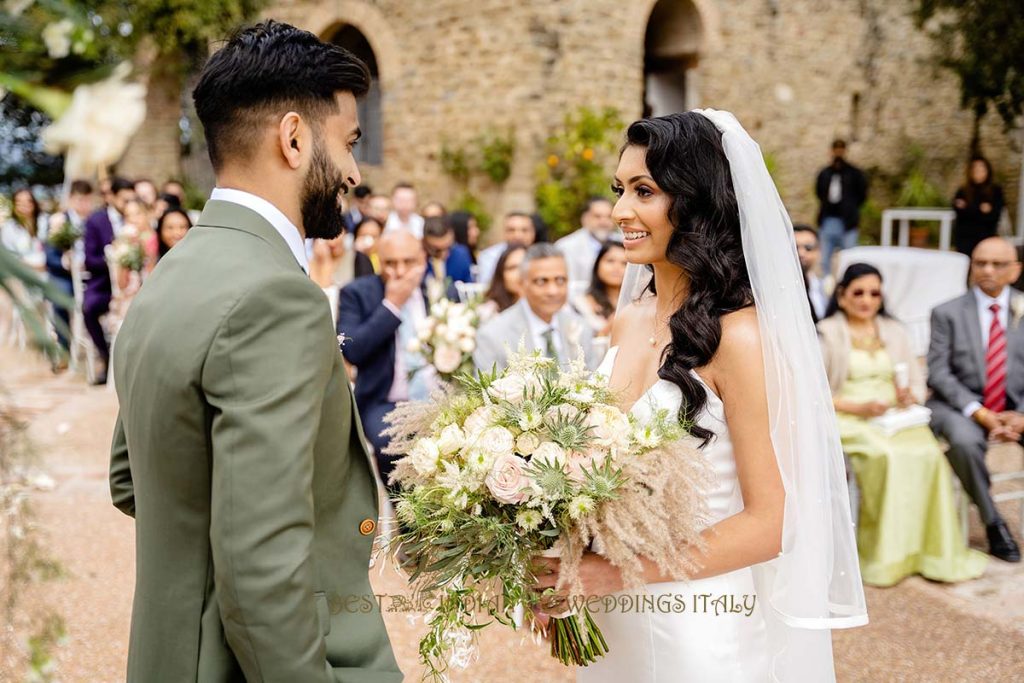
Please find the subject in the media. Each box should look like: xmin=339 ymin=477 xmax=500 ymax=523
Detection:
xmin=359 ymin=519 xmax=376 ymax=536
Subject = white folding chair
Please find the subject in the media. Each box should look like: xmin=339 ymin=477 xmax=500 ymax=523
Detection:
xmin=69 ymin=254 xmax=98 ymax=382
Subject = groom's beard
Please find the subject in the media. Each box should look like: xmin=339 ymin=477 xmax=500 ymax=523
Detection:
xmin=301 ymin=142 xmax=348 ymax=240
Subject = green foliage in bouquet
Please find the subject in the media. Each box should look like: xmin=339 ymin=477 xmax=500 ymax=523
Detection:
xmin=534 ymin=107 xmax=624 ymax=240
xmin=45 ymin=216 xmax=81 ymax=252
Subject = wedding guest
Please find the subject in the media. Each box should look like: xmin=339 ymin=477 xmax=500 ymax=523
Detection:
xmin=952 ymin=155 xmax=1005 ymax=256
xmin=365 ymin=193 xmax=391 ymax=225
xmin=338 ymin=230 xmax=429 ymax=480
xmin=575 ymin=241 xmax=626 ymax=337
xmin=155 ymin=208 xmax=193 ymax=260
xmin=384 ymin=182 xmax=424 ymax=237
xmin=343 ymin=184 xmax=372 ymax=231
xmin=474 ymin=243 xmax=595 ymax=371
xmin=928 ymin=237 xmax=1023 ymax=562
xmin=423 ymin=216 xmax=473 ymax=285
xmin=161 ymin=179 xmax=186 ymax=206
xmin=45 ymin=180 xmax=94 ymax=357
xmin=794 ymin=224 xmax=829 ymax=322
xmin=353 ymin=216 xmax=383 ymax=273
xmin=478 ymin=242 xmax=526 ymax=322
xmin=421 ymin=200 xmax=446 ymax=219
xmin=1 ymin=187 xmax=47 ymax=266
xmin=555 ymin=197 xmax=617 ymax=283
xmin=83 ymin=176 xmax=135 ymax=384
xmin=122 ymin=199 xmax=158 ymax=272
xmin=310 ymin=232 xmax=373 ymax=327
xmin=819 ymin=262 xmax=988 ymax=585
xmin=477 ymin=211 xmax=536 ymax=285
xmin=531 ymin=212 xmax=550 ymax=244
xmin=815 ymin=139 xmax=868 ymax=275
xmin=134 ymin=178 xmax=158 ymax=213
xmin=450 ymin=210 xmax=480 ymax=264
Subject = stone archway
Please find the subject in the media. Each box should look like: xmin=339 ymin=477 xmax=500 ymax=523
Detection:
xmin=641 ymin=0 xmax=716 ymax=117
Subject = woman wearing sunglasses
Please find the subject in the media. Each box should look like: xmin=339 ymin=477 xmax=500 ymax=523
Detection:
xmin=817 ymin=262 xmax=987 ymax=586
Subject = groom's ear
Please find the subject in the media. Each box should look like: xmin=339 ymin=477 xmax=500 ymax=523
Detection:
xmin=277 ymin=111 xmax=305 ymax=170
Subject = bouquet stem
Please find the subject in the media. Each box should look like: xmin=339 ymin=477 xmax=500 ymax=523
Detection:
xmin=549 ymin=608 xmax=609 ymax=666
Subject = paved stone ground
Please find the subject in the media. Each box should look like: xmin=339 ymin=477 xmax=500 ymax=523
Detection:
xmin=2 ymin=345 xmax=1022 ymax=682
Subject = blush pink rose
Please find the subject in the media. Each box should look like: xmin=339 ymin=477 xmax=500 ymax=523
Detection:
xmin=485 ymin=454 xmax=530 ymax=504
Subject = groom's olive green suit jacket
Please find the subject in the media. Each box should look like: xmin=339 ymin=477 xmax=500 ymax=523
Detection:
xmin=109 ymin=200 xmax=402 ymax=682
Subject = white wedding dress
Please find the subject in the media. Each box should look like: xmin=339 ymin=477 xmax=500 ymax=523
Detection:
xmin=579 ymin=346 xmax=771 ymax=682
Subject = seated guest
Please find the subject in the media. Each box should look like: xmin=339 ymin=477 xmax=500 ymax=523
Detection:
xmin=555 ymin=197 xmax=617 ymax=283
xmin=477 ymin=211 xmax=536 ymax=285
xmin=134 ymin=178 xmax=158 ymax=213
xmin=83 ymin=177 xmax=135 ymax=384
xmin=1 ymin=187 xmax=47 ymax=266
xmin=423 ymin=215 xmax=473 ymax=285
xmin=343 ymin=184 xmax=372 ymax=231
xmin=155 ymin=208 xmax=192 ymax=262
xmin=450 ymin=210 xmax=480 ymax=264
xmin=365 ymin=194 xmax=391 ymax=225
xmin=153 ymin=191 xmax=182 ymax=219
xmin=338 ymin=231 xmax=429 ymax=481
xmin=794 ymin=223 xmax=829 ymax=322
xmin=474 ymin=243 xmax=596 ymax=371
xmin=45 ymin=180 xmax=94 ymax=361
xmin=353 ymin=216 xmax=383 ymax=273
xmin=160 ymin=179 xmax=186 ymax=206
xmin=574 ymin=241 xmax=626 ymax=336
xmin=478 ymin=242 xmax=527 ymax=321
xmin=310 ymin=231 xmax=374 ymax=327
xmin=819 ymin=263 xmax=988 ymax=585
xmin=928 ymin=237 xmax=1023 ymax=562
xmin=384 ymin=182 xmax=424 ymax=237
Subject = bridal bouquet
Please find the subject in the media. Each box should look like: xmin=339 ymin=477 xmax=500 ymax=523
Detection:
xmin=110 ymin=229 xmax=145 ymax=272
xmin=383 ymin=351 xmax=709 ymax=679
xmin=46 ymin=213 xmax=81 ymax=252
xmin=407 ymin=296 xmax=479 ymax=382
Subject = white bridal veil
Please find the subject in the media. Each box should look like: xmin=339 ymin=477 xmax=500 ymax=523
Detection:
xmin=618 ymin=109 xmax=868 ymax=681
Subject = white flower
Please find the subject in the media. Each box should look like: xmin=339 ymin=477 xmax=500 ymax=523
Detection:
xmin=435 ymin=323 xmax=449 ymax=339
xmin=488 ymin=373 xmax=536 ymax=403
xmin=567 ymin=386 xmax=596 ymax=404
xmin=415 ymin=318 xmax=435 ymax=342
xmin=42 ymin=19 xmax=74 ymax=59
xmin=458 ymin=336 xmax=476 ymax=353
xmin=434 ymin=343 xmax=462 ymax=374
xmin=436 ymin=423 xmax=465 ymax=455
xmin=515 ymin=431 xmax=541 ymax=456
xmin=546 ymin=404 xmax=581 ymax=423
xmin=464 ymin=448 xmax=497 ymax=474
xmin=409 ymin=438 xmax=441 ymax=476
xmin=464 ymin=406 xmax=497 ymax=436
xmin=567 ymin=495 xmax=595 ymax=520
xmin=516 ymin=508 xmax=543 ymax=531
xmin=480 ymin=426 xmax=515 ymax=458
xmin=517 ymin=406 xmax=543 ymax=432
xmin=406 ymin=337 xmax=421 ymax=354
xmin=588 ymin=405 xmax=631 ymax=450
xmin=531 ymin=441 xmax=567 ymax=468
xmin=485 ymin=454 xmax=529 ymax=504
xmin=633 ymin=425 xmax=662 ymax=449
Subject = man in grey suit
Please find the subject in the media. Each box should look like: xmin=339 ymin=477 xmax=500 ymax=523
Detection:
xmin=554 ymin=197 xmax=618 ymax=283
xmin=474 ymin=243 xmax=597 ymax=371
xmin=108 ymin=22 xmax=402 ymax=680
xmin=927 ymin=237 xmax=1022 ymax=562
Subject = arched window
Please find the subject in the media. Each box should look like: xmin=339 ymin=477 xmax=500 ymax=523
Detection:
xmin=643 ymin=0 xmax=704 ymax=117
xmin=330 ymin=25 xmax=382 ymax=165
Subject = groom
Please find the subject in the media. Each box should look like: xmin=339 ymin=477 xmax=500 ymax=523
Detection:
xmin=108 ymin=21 xmax=402 ymax=681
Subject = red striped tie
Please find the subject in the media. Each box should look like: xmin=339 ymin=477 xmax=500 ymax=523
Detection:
xmin=983 ymin=302 xmax=1007 ymax=412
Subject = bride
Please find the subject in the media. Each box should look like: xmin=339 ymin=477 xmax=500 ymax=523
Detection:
xmin=536 ymin=110 xmax=868 ymax=681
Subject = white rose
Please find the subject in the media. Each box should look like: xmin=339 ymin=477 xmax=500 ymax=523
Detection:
xmin=464 ymin=406 xmax=497 ymax=436
xmin=434 ymin=343 xmax=463 ymax=374
xmin=515 ymin=431 xmax=541 ymax=456
xmin=588 ymin=405 xmax=631 ymax=449
xmin=406 ymin=337 xmax=422 ymax=354
xmin=437 ymin=423 xmax=465 ymax=455
xmin=435 ymin=323 xmax=449 ymax=339
xmin=480 ymin=426 xmax=515 ymax=458
xmin=531 ymin=441 xmax=566 ymax=468
xmin=485 ymin=454 xmax=530 ymax=504
xmin=488 ymin=373 xmax=531 ymax=403
xmin=458 ymin=336 xmax=476 ymax=353
xmin=546 ymin=404 xmax=581 ymax=423
xmin=409 ymin=438 xmax=441 ymax=476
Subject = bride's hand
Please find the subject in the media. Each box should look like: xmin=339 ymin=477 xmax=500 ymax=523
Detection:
xmin=533 ymin=552 xmax=625 ymax=605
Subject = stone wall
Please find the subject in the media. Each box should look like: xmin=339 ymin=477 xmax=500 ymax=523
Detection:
xmin=127 ymin=0 xmax=1021 ymax=242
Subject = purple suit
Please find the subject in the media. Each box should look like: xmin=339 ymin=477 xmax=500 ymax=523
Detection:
xmin=83 ymin=208 xmax=116 ymax=360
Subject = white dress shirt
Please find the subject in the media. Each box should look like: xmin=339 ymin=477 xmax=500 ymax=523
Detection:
xmin=962 ymin=285 xmax=1012 ymax=417
xmin=384 ymin=212 xmax=424 ymax=239
xmin=383 ymin=287 xmax=427 ymax=402
xmin=210 ymin=187 xmax=309 ymax=273
xmin=807 ymin=273 xmax=829 ymax=320
xmin=521 ymin=299 xmax=563 ymax=359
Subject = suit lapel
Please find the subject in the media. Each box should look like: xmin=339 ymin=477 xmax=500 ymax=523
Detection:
xmin=962 ymin=292 xmax=987 ymax=387
xmin=197 ymin=200 xmax=303 ymax=274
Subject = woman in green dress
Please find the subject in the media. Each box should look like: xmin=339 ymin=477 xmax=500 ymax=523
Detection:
xmin=818 ymin=263 xmax=988 ymax=586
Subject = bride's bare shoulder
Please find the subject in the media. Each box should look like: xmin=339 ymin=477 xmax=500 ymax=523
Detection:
xmin=610 ymin=296 xmax=656 ymax=346
xmin=714 ymin=306 xmax=765 ymax=376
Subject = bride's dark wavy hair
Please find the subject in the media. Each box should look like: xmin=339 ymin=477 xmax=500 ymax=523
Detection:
xmin=624 ymin=113 xmax=754 ymax=445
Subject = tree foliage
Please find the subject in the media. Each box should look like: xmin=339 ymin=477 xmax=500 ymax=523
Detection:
xmin=915 ymin=0 xmax=1024 ymax=143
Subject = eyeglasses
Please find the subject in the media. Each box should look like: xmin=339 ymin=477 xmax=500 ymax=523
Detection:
xmin=849 ymin=289 xmax=882 ymax=298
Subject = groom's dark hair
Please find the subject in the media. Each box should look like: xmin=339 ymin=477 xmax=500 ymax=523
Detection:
xmin=193 ymin=20 xmax=370 ymax=171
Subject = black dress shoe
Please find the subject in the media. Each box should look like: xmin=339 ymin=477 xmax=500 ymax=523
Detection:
xmin=986 ymin=521 xmax=1021 ymax=562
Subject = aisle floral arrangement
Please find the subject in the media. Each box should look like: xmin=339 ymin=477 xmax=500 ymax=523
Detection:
xmin=407 ymin=294 xmax=480 ymax=383
xmin=382 ymin=351 xmax=710 ymax=680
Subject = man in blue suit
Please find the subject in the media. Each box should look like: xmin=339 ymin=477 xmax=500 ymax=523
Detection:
xmin=338 ymin=230 xmax=428 ymax=482
xmin=83 ymin=177 xmax=135 ymax=384
xmin=423 ymin=215 xmax=473 ymax=285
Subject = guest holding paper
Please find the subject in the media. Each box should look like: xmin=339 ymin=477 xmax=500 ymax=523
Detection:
xmin=818 ymin=263 xmax=987 ymax=586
